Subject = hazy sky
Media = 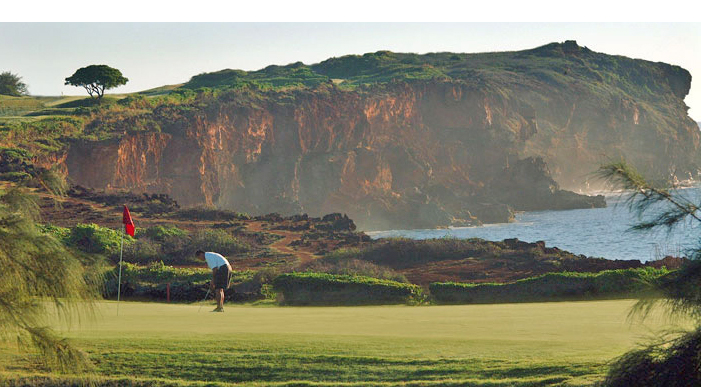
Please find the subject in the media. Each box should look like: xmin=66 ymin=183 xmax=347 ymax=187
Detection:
xmin=2 ymin=23 xmax=699 ymax=118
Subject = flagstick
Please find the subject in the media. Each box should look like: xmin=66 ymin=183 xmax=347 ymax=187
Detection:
xmin=117 ymin=229 xmax=124 ymax=316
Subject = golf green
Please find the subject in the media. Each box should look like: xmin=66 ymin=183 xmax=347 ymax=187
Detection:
xmin=2 ymin=300 xmax=691 ymax=386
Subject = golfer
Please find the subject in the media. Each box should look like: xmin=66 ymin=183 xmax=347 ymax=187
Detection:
xmin=195 ymin=250 xmax=232 ymax=312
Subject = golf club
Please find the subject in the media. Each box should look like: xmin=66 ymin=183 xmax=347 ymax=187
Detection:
xmin=198 ymin=288 xmax=211 ymax=312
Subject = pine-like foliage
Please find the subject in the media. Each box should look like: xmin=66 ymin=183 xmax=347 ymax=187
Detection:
xmin=0 ymin=181 xmax=101 ymax=372
xmin=598 ymin=162 xmax=701 ymax=384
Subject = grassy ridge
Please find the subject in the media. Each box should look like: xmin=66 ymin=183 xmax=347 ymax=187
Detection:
xmin=181 ymin=41 xmax=688 ymax=101
xmin=431 ymin=268 xmax=668 ymax=304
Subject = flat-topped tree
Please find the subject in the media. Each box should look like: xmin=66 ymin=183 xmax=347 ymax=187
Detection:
xmin=65 ymin=64 xmax=128 ymax=101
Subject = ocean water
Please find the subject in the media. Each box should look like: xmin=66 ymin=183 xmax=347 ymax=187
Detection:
xmin=367 ymin=187 xmax=701 ymax=262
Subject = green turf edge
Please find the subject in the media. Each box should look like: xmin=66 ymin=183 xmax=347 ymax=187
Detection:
xmin=0 ymin=371 xmax=599 ymax=387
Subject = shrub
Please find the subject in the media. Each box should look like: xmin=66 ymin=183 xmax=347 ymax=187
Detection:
xmin=170 ymin=206 xmax=250 ymax=222
xmin=157 ymin=233 xmax=196 ymax=265
xmin=119 ymin=261 xmax=211 ymax=283
xmin=68 ymin=223 xmax=129 ymax=255
xmin=430 ymin=267 xmax=669 ymax=304
xmin=334 ymin=237 xmax=506 ymax=269
xmin=191 ymin=229 xmax=250 ymax=255
xmin=0 ymin=171 xmax=32 ymax=182
xmin=103 ymin=262 xmax=254 ymax=302
xmin=605 ymin=328 xmax=701 ymax=386
xmin=304 ymin=249 xmax=408 ymax=282
xmin=119 ymin=238 xmax=161 ymax=264
xmin=38 ymin=224 xmax=70 ymax=243
xmin=118 ymin=94 xmax=152 ymax=109
xmin=138 ymin=225 xmax=188 ymax=242
xmin=272 ymin=272 xmax=422 ymax=306
xmin=236 ymin=267 xmax=281 ymax=300
xmin=0 ymin=147 xmax=36 ymax=182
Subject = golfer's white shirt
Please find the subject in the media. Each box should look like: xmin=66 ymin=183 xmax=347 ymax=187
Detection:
xmin=204 ymin=252 xmax=231 ymax=269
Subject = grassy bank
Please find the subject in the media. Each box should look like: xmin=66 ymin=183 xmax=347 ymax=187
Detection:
xmin=99 ymin=264 xmax=669 ymax=306
xmin=0 ymin=300 xmax=691 ymax=386
xmin=272 ymin=272 xmax=422 ymax=305
xmin=431 ymin=268 xmax=669 ymax=304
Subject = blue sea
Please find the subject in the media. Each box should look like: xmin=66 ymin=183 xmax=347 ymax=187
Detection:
xmin=368 ymin=187 xmax=701 ymax=262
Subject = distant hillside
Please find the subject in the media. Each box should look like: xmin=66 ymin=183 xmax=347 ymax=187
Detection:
xmin=1 ymin=41 xmax=697 ymax=230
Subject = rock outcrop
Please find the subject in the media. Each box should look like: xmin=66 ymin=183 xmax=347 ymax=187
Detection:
xmin=53 ymin=42 xmax=697 ymax=230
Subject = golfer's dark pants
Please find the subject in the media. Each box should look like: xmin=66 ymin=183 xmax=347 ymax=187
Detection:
xmin=213 ymin=265 xmax=232 ymax=290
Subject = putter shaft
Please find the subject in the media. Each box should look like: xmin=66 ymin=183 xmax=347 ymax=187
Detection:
xmin=198 ymin=288 xmax=211 ymax=312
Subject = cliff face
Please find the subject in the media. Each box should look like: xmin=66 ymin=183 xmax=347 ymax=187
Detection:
xmin=58 ymin=42 xmax=698 ymax=230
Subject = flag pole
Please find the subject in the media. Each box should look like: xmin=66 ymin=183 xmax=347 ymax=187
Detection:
xmin=117 ymin=227 xmax=124 ymax=316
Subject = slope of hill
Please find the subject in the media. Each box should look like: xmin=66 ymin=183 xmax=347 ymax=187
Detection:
xmin=1 ymin=41 xmax=697 ymax=230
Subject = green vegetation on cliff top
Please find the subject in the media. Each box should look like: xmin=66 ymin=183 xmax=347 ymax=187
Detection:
xmin=184 ymin=41 xmax=690 ymax=99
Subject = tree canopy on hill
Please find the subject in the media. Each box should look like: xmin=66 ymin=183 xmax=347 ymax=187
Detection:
xmin=65 ymin=65 xmax=128 ymax=100
xmin=0 ymin=71 xmax=28 ymax=96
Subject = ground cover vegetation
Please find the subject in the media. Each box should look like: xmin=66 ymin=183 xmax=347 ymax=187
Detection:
xmin=316 ymin=237 xmax=676 ymax=285
xmin=42 ymin=222 xmax=251 ymax=266
xmin=181 ymin=41 xmax=685 ymax=103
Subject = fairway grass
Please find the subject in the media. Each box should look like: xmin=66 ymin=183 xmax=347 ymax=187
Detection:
xmin=1 ymin=300 xmax=690 ymax=386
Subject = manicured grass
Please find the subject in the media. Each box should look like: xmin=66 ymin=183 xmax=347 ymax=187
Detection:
xmin=1 ymin=300 xmax=691 ymax=386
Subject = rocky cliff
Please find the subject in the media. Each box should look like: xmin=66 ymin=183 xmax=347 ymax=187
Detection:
xmin=48 ymin=41 xmax=697 ymax=230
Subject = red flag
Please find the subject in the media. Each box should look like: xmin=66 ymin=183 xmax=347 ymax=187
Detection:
xmin=122 ymin=205 xmax=135 ymax=237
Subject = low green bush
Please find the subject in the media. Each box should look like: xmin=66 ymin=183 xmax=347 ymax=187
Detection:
xmin=138 ymin=225 xmax=188 ymax=242
xmin=0 ymin=171 xmax=32 ymax=182
xmin=104 ymin=262 xmax=255 ymax=302
xmin=430 ymin=268 xmax=670 ymax=304
xmin=170 ymin=206 xmax=250 ymax=222
xmin=0 ymin=147 xmax=36 ymax=183
xmin=332 ymin=237 xmax=506 ymax=269
xmin=38 ymin=224 xmax=70 ymax=243
xmin=62 ymin=224 xmax=247 ymax=266
xmin=118 ymin=261 xmax=212 ymax=283
xmin=68 ymin=223 xmax=130 ymax=255
xmin=272 ymin=272 xmax=422 ymax=306
xmin=605 ymin=327 xmax=701 ymax=386
xmin=120 ymin=238 xmax=161 ymax=264
xmin=305 ymin=248 xmax=408 ymax=282
xmin=191 ymin=229 xmax=250 ymax=255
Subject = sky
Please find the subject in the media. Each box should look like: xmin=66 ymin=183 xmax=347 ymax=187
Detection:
xmin=1 ymin=23 xmax=700 ymax=118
